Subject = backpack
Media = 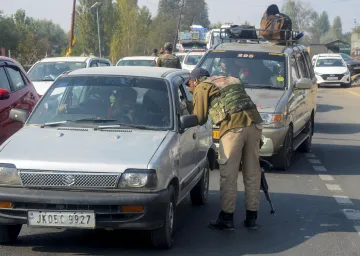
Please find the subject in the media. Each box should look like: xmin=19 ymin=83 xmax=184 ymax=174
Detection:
xmin=260 ymin=12 xmax=292 ymax=41
xmin=226 ymin=25 xmax=258 ymax=40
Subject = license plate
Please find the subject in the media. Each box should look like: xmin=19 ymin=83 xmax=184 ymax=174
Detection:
xmin=213 ymin=130 xmax=220 ymax=140
xmin=354 ymin=66 xmax=360 ymax=70
xmin=327 ymin=77 xmax=338 ymax=80
xmin=28 ymin=211 xmax=95 ymax=228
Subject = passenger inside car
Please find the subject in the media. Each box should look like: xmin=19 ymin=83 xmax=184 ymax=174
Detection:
xmin=109 ymin=87 xmax=138 ymax=124
xmin=142 ymin=89 xmax=170 ymax=127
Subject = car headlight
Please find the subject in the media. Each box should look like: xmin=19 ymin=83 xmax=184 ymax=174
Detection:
xmin=118 ymin=169 xmax=157 ymax=189
xmin=260 ymin=113 xmax=283 ymax=125
xmin=0 ymin=164 xmax=21 ymax=186
xmin=315 ymin=71 xmax=322 ymax=76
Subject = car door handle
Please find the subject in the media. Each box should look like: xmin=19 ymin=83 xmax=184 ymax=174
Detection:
xmin=193 ymin=133 xmax=197 ymax=140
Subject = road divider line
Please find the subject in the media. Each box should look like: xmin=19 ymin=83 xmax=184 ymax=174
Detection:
xmin=342 ymin=209 xmax=360 ymax=220
xmin=347 ymin=90 xmax=360 ymax=97
xmin=313 ymin=166 xmax=327 ymax=172
xmin=305 ymin=153 xmax=316 ymax=158
xmin=333 ymin=195 xmax=353 ymax=205
xmin=319 ymin=175 xmax=334 ymax=181
xmin=309 ymin=159 xmax=321 ymax=164
xmin=354 ymin=226 xmax=360 ymax=236
xmin=326 ymin=184 xmax=342 ymax=191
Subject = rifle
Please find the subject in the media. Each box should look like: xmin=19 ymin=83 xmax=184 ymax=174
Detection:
xmin=260 ymin=158 xmax=276 ymax=215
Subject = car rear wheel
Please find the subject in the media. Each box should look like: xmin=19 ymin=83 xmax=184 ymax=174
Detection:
xmin=0 ymin=224 xmax=22 ymax=245
xmin=150 ymin=185 xmax=176 ymax=249
xmin=272 ymin=126 xmax=293 ymax=171
xmin=190 ymin=161 xmax=210 ymax=206
xmin=297 ymin=116 xmax=313 ymax=153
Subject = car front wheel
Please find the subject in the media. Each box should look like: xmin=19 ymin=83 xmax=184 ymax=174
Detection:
xmin=150 ymin=185 xmax=176 ymax=249
xmin=190 ymin=161 xmax=210 ymax=205
xmin=0 ymin=224 xmax=22 ymax=245
xmin=272 ymin=126 xmax=293 ymax=171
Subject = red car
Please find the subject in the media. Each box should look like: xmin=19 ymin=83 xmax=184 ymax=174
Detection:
xmin=0 ymin=57 xmax=39 ymax=145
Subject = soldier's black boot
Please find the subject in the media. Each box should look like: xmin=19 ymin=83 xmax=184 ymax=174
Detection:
xmin=208 ymin=211 xmax=235 ymax=231
xmin=244 ymin=210 xmax=258 ymax=230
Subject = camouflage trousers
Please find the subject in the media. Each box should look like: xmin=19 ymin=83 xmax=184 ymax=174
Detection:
xmin=217 ymin=123 xmax=262 ymax=213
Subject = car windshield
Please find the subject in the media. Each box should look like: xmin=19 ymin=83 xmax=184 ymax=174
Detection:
xmin=184 ymin=54 xmax=204 ymax=65
xmin=316 ymin=58 xmax=345 ymax=67
xmin=27 ymin=75 xmax=172 ymax=130
xmin=117 ymin=59 xmax=156 ymax=67
xmin=198 ymin=50 xmax=287 ymax=89
xmin=340 ymin=53 xmax=352 ymax=61
xmin=28 ymin=62 xmax=87 ymax=81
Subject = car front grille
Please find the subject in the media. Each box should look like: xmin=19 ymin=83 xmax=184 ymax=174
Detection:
xmin=321 ymin=74 xmax=344 ymax=80
xmin=19 ymin=171 xmax=120 ymax=189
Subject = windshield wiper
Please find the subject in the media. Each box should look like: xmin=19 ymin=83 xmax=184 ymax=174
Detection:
xmin=73 ymin=118 xmax=118 ymax=123
xmin=94 ymin=123 xmax=152 ymax=131
xmin=40 ymin=121 xmax=72 ymax=128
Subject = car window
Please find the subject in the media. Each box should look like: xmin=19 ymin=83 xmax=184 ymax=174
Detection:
xmin=117 ymin=60 xmax=156 ymax=67
xmin=28 ymin=61 xmax=87 ymax=82
xmin=97 ymin=61 xmax=110 ymax=67
xmin=303 ymin=51 xmax=315 ymax=79
xmin=291 ymin=56 xmax=300 ymax=85
xmin=6 ymin=66 xmax=26 ymax=90
xmin=0 ymin=67 xmax=11 ymax=92
xmin=90 ymin=61 xmax=98 ymax=67
xmin=184 ymin=54 xmax=204 ymax=65
xmin=316 ymin=58 xmax=346 ymax=67
xmin=28 ymin=75 xmax=172 ymax=130
xmin=198 ymin=50 xmax=287 ymax=89
xmin=295 ymin=53 xmax=309 ymax=78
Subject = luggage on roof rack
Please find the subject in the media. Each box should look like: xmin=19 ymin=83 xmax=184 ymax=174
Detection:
xmin=219 ymin=26 xmax=301 ymax=46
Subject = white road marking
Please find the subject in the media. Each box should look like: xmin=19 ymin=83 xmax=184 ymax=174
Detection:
xmin=325 ymin=184 xmax=342 ymax=191
xmin=333 ymin=195 xmax=353 ymax=205
xmin=306 ymin=153 xmax=316 ymax=158
xmin=304 ymin=236 xmax=312 ymax=239
xmin=342 ymin=209 xmax=360 ymax=220
xmin=354 ymin=226 xmax=360 ymax=236
xmin=308 ymin=159 xmax=321 ymax=164
xmin=313 ymin=166 xmax=327 ymax=172
xmin=319 ymin=175 xmax=334 ymax=181
xmin=320 ymin=224 xmax=339 ymax=227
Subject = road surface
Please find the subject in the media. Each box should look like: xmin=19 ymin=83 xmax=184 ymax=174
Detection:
xmin=1 ymin=85 xmax=360 ymax=256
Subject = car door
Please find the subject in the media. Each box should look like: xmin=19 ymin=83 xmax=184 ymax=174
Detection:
xmin=173 ymin=76 xmax=197 ymax=188
xmin=303 ymin=50 xmax=318 ymax=114
xmin=0 ymin=66 xmax=14 ymax=145
xmin=288 ymin=54 xmax=306 ymax=137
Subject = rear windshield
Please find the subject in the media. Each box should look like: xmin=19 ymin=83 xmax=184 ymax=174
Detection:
xmin=28 ymin=62 xmax=87 ymax=82
xmin=198 ymin=50 xmax=287 ymax=89
xmin=27 ymin=75 xmax=172 ymax=130
xmin=117 ymin=59 xmax=156 ymax=67
xmin=316 ymin=58 xmax=345 ymax=67
xmin=184 ymin=54 xmax=204 ymax=65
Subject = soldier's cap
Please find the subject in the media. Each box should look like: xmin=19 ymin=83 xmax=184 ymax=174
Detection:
xmin=164 ymin=42 xmax=173 ymax=50
xmin=190 ymin=68 xmax=210 ymax=80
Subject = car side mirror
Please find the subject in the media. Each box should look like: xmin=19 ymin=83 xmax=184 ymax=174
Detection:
xmin=0 ymin=88 xmax=10 ymax=100
xmin=180 ymin=115 xmax=198 ymax=130
xmin=9 ymin=108 xmax=30 ymax=124
xmin=295 ymin=78 xmax=312 ymax=90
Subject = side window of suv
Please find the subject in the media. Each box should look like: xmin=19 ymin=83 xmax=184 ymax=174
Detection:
xmin=0 ymin=67 xmax=11 ymax=92
xmin=5 ymin=66 xmax=26 ymax=91
xmin=303 ymin=51 xmax=315 ymax=79
xmin=295 ymin=52 xmax=309 ymax=78
xmin=291 ymin=56 xmax=301 ymax=85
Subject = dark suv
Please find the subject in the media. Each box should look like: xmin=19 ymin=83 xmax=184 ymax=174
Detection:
xmin=196 ymin=35 xmax=318 ymax=170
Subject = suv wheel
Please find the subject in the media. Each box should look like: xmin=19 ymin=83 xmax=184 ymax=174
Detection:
xmin=190 ymin=161 xmax=210 ymax=205
xmin=272 ymin=126 xmax=293 ymax=171
xmin=150 ymin=185 xmax=176 ymax=249
xmin=297 ymin=117 xmax=313 ymax=153
xmin=0 ymin=224 xmax=22 ymax=244
xmin=341 ymin=80 xmax=352 ymax=88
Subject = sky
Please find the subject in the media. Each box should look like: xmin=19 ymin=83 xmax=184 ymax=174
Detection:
xmin=0 ymin=0 xmax=358 ymax=33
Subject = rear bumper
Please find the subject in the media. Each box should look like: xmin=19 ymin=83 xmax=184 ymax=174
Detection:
xmin=0 ymin=188 xmax=169 ymax=230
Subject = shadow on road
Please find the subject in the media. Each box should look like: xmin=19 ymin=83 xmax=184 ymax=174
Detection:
xmin=315 ymin=123 xmax=360 ymax=135
xmin=13 ymin=191 xmax=359 ymax=256
xmin=316 ymin=104 xmax=343 ymax=113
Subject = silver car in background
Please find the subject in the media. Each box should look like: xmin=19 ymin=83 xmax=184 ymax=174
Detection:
xmin=0 ymin=67 xmax=216 ymax=249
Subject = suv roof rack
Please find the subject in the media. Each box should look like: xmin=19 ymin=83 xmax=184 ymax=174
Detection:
xmin=219 ymin=27 xmax=302 ymax=46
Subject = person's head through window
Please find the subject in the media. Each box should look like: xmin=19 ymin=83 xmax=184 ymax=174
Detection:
xmin=111 ymin=88 xmax=137 ymax=123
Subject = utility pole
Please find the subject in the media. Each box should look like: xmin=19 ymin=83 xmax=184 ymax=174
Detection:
xmin=91 ymin=2 xmax=102 ymax=58
xmin=67 ymin=0 xmax=77 ymax=56
xmin=174 ymin=0 xmax=186 ymax=50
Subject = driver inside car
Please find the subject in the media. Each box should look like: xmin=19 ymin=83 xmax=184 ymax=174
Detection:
xmin=109 ymin=87 xmax=138 ymax=124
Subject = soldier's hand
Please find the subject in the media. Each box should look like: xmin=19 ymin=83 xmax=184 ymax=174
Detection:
xmin=58 ymin=104 xmax=67 ymax=113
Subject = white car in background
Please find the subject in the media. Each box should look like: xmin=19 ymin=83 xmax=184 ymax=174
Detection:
xmin=116 ymin=56 xmax=157 ymax=67
xmin=314 ymin=54 xmax=352 ymax=88
xmin=174 ymin=52 xmax=188 ymax=63
xmin=181 ymin=51 xmax=206 ymax=71
xmin=27 ymin=57 xmax=112 ymax=96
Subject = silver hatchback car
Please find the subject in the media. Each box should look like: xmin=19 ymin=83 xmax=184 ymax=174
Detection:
xmin=0 ymin=67 xmax=216 ymax=249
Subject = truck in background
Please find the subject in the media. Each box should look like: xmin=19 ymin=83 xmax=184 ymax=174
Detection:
xmin=176 ymin=25 xmax=208 ymax=52
xmin=206 ymin=23 xmax=232 ymax=50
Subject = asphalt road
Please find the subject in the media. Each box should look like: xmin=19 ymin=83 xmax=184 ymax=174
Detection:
xmin=1 ymin=85 xmax=360 ymax=256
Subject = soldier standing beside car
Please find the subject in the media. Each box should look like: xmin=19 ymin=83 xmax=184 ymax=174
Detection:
xmin=188 ymin=68 xmax=264 ymax=231
xmin=156 ymin=42 xmax=182 ymax=69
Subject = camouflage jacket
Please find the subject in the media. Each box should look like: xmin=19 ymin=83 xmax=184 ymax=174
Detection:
xmin=156 ymin=53 xmax=182 ymax=69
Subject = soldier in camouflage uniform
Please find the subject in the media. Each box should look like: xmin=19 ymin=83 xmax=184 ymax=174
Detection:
xmin=188 ymin=68 xmax=263 ymax=231
xmin=156 ymin=42 xmax=182 ymax=69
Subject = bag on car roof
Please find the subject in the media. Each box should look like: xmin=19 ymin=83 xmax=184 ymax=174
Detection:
xmin=226 ymin=25 xmax=258 ymax=40
xmin=260 ymin=8 xmax=292 ymax=41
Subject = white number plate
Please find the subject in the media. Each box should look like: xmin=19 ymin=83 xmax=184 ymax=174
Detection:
xmin=327 ymin=77 xmax=338 ymax=80
xmin=28 ymin=211 xmax=95 ymax=228
xmin=354 ymin=66 xmax=360 ymax=70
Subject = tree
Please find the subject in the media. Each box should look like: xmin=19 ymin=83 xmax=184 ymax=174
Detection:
xmin=281 ymin=0 xmax=317 ymax=32
xmin=181 ymin=0 xmax=210 ymax=29
xmin=332 ymin=16 xmax=343 ymax=39
xmin=210 ymin=22 xmax=222 ymax=29
xmin=135 ymin=6 xmax=152 ymax=55
xmin=316 ymin=11 xmax=330 ymax=35
xmin=0 ymin=12 xmax=20 ymax=51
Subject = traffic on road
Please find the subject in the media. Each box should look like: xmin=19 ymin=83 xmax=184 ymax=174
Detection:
xmin=0 ymin=1 xmax=360 ymax=255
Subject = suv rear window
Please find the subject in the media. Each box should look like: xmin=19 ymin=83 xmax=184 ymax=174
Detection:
xmin=198 ymin=50 xmax=287 ymax=89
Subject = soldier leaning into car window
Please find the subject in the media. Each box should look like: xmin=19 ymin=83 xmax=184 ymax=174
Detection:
xmin=188 ymin=68 xmax=264 ymax=231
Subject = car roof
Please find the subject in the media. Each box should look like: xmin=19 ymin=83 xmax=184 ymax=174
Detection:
xmin=120 ymin=56 xmax=157 ymax=60
xmin=67 ymin=66 xmax=187 ymax=79
xmin=38 ymin=57 xmax=102 ymax=63
xmin=215 ymin=42 xmax=288 ymax=53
